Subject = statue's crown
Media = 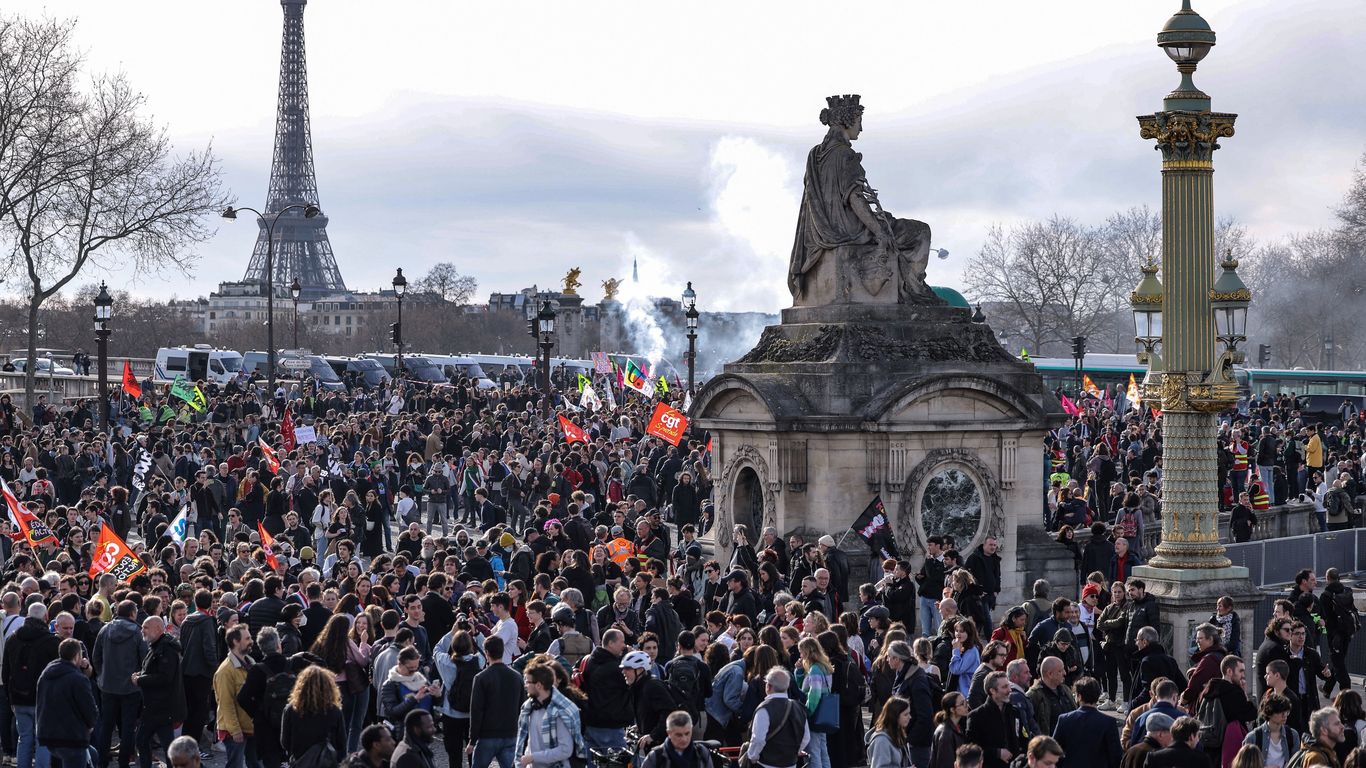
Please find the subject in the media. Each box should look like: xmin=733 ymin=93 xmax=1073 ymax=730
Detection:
xmin=820 ymin=94 xmax=864 ymax=127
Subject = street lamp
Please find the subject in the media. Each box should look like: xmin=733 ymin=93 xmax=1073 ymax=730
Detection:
xmin=525 ymin=295 xmax=539 ymax=343
xmin=1130 ymin=263 xmax=1164 ymax=367
xmin=1134 ymin=0 xmax=1243 ymax=574
xmin=93 ymin=282 xmax=113 ymax=430
xmin=392 ymin=268 xmax=407 ymax=377
xmin=682 ymin=282 xmax=699 ymax=397
xmin=537 ymin=300 xmax=557 ymax=416
xmin=222 ymin=203 xmax=321 ymax=397
xmin=289 ymin=276 xmax=302 ymax=349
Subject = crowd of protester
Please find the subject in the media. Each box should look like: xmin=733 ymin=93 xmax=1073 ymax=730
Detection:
xmin=0 ymin=371 xmax=1359 ymax=768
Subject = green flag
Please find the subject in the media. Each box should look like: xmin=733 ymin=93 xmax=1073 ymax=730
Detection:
xmin=577 ymin=374 xmax=591 ymax=393
xmin=169 ymin=376 xmax=206 ymax=412
xmin=1020 ymin=347 xmax=1031 ymax=362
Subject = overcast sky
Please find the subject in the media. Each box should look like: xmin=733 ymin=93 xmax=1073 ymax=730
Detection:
xmin=11 ymin=0 xmax=1366 ymax=311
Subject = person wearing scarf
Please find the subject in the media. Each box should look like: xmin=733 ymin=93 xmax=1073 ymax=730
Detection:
xmin=380 ymin=646 xmax=442 ymax=725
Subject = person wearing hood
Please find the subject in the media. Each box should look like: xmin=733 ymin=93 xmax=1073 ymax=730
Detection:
xmin=34 ymin=639 xmax=98 ymax=768
xmin=380 ymin=646 xmax=443 ymax=726
xmin=91 ymin=600 xmax=149 ymax=768
xmin=277 ymin=603 xmax=306 ymax=657
xmin=644 ymin=587 xmax=682 ymax=664
xmin=4 ymin=603 xmax=62 ymax=768
xmin=133 ymin=616 xmax=186 ymax=768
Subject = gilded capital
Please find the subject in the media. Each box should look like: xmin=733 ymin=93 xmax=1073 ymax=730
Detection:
xmin=1137 ymin=111 xmax=1237 ymax=165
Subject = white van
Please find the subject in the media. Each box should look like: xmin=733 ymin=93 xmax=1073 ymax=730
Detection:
xmin=155 ymin=345 xmax=243 ymax=384
xmin=424 ymin=355 xmax=496 ymax=389
xmin=468 ymin=354 xmax=536 ymax=386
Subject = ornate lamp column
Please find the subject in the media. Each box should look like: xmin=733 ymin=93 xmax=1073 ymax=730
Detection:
xmin=1131 ymin=3 xmax=1260 ymax=659
xmin=93 ymin=283 xmax=113 ymax=431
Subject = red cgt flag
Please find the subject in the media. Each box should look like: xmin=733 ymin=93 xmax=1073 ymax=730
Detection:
xmin=558 ymin=414 xmax=589 ymax=444
xmin=281 ymin=409 xmax=296 ymax=452
xmin=2 ymin=477 xmax=58 ymax=548
xmin=258 ymin=437 xmax=280 ymax=474
xmin=257 ymin=522 xmax=280 ymax=571
xmin=121 ymin=361 xmax=142 ymax=399
xmin=89 ymin=522 xmax=145 ymax=581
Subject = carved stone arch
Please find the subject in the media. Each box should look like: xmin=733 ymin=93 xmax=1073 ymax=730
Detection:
xmin=715 ymin=443 xmax=777 ymax=554
xmin=896 ymin=448 xmax=1006 ymax=558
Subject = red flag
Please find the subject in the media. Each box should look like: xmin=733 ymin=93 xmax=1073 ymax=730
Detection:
xmin=89 ymin=522 xmax=145 ymax=581
xmin=121 ymin=361 xmax=142 ymax=399
xmin=258 ymin=438 xmax=280 ymax=474
xmin=281 ymin=409 xmax=296 ymax=452
xmin=645 ymin=402 xmax=688 ymax=446
xmin=1059 ymin=394 xmax=1080 ymax=417
xmin=257 ymin=522 xmax=280 ymax=571
xmin=2 ymin=477 xmax=58 ymax=548
xmin=706 ymin=437 xmax=713 ymax=454
xmin=558 ymin=414 xmax=589 ymax=444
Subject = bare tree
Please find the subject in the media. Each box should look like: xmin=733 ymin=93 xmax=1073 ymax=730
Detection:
xmin=0 ymin=16 xmax=227 ymax=405
xmin=964 ymin=216 xmax=1111 ymax=354
xmin=413 ymin=262 xmax=478 ymax=305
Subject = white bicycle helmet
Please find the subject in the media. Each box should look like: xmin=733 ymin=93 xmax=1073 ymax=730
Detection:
xmin=620 ymin=650 xmax=652 ymax=671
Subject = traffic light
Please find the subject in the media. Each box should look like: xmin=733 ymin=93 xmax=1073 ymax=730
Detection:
xmin=390 ymin=322 xmax=402 ymax=346
xmin=1071 ymin=335 xmax=1087 ymax=360
xmin=1258 ymin=343 xmax=1270 ymax=368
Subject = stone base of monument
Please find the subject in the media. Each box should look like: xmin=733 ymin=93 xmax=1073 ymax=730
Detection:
xmin=1131 ymin=564 xmax=1265 ymax=671
xmin=694 ymin=301 xmax=1066 ymax=603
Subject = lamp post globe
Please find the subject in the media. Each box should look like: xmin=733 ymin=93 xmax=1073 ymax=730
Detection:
xmin=1130 ymin=263 xmax=1165 ymax=366
xmin=393 ymin=268 xmax=407 ymax=377
xmin=289 ymin=276 xmax=302 ymax=349
xmin=682 ymin=282 xmax=699 ymax=397
xmin=537 ymin=300 xmax=557 ymax=416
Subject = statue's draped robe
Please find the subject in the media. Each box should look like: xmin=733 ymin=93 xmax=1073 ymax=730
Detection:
xmin=788 ymin=132 xmax=933 ymax=304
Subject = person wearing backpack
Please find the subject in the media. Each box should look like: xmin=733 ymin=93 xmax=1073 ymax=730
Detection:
xmin=664 ymin=631 xmax=713 ymax=725
xmin=1289 ymin=707 xmax=1348 ymax=768
xmin=433 ymin=628 xmax=483 ymax=768
xmin=1319 ymin=568 xmax=1358 ymax=700
xmin=3 ymin=603 xmax=60 ymax=768
xmin=281 ymin=666 xmax=346 ymax=768
xmin=1195 ymin=655 xmax=1256 ymax=767
xmin=468 ymin=636 xmax=523 ymax=768
xmin=235 ymin=627 xmax=292 ymax=768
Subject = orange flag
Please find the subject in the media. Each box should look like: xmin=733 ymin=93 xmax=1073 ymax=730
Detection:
xmin=1082 ymin=374 xmax=1102 ymax=399
xmin=645 ymin=402 xmax=689 ymax=446
xmin=2 ymin=477 xmax=58 ymax=548
xmin=121 ymin=361 xmax=142 ymax=399
xmin=257 ymin=522 xmax=281 ymax=571
xmin=558 ymin=414 xmax=589 ymax=444
xmin=89 ymin=522 xmax=146 ymax=581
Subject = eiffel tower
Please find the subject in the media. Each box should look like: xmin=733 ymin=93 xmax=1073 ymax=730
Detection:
xmin=240 ymin=0 xmax=346 ymax=298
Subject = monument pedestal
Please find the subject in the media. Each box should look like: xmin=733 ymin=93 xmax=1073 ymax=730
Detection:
xmin=1132 ymin=564 xmax=1264 ymax=670
xmin=694 ymin=302 xmax=1066 ymax=601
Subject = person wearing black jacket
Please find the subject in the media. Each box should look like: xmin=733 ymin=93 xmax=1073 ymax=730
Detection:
xmin=719 ymin=572 xmax=759 ymax=623
xmin=468 ymin=636 xmax=524 ymax=768
xmin=888 ymin=642 xmax=935 ymax=768
xmin=1198 ymin=657 xmax=1257 ymax=758
xmin=882 ymin=562 xmax=918 ymax=630
xmin=133 ymin=616 xmax=186 ymax=768
xmin=246 ymin=576 xmax=287 ymax=639
xmin=6 ymin=606 xmax=61 ymax=768
xmin=301 ymin=584 xmax=331 ymax=651
xmin=581 ymin=632 xmax=634 ymax=754
xmin=915 ymin=538 xmax=948 ymax=638
xmin=964 ymin=672 xmax=1020 ymax=768
xmin=643 ymin=589 xmax=682 ymax=663
xmin=623 ymin=650 xmax=676 ymax=752
xmin=1254 ymin=618 xmax=1292 ymax=703
xmin=966 ymin=538 xmax=1003 ymax=615
xmin=280 ymin=666 xmax=346 ymax=763
xmin=1320 ymin=567 xmax=1358 ymax=699
xmin=179 ymin=589 xmax=220 ymax=751
xmin=1132 ymin=627 xmax=1183 ymax=710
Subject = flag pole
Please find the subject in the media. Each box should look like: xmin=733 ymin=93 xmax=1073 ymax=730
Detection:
xmin=835 ymin=528 xmax=854 ymax=549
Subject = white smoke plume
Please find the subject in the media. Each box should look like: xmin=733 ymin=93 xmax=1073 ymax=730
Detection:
xmin=706 ymin=136 xmax=800 ymax=312
xmin=613 ymin=234 xmax=672 ymax=371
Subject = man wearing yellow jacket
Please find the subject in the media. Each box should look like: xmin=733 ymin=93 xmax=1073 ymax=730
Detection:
xmin=213 ymin=625 xmax=256 ymax=768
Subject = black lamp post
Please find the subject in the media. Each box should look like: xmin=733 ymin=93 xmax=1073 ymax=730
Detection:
xmin=93 ymin=282 xmax=113 ymax=430
xmin=682 ymin=282 xmax=698 ymax=396
xmin=537 ymin=300 xmax=557 ymax=416
xmin=392 ymin=268 xmax=407 ymax=376
xmin=289 ymin=276 xmax=302 ymax=349
xmin=222 ymin=203 xmax=321 ymax=396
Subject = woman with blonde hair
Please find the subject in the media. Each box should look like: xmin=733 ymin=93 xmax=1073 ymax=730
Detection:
xmin=799 ymin=636 xmax=835 ymax=768
xmin=280 ymin=666 xmax=346 ymax=764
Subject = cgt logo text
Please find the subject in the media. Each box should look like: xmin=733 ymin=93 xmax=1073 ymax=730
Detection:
xmin=659 ymin=412 xmax=683 ymax=430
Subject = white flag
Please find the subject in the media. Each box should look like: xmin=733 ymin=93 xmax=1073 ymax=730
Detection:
xmin=580 ymin=385 xmax=602 ymax=413
xmin=683 ymin=392 xmax=693 ymax=412
xmin=168 ymin=504 xmax=189 ymax=548
xmin=604 ymin=384 xmax=617 ymax=410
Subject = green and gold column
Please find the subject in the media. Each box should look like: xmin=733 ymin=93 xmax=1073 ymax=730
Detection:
xmin=1137 ymin=1 xmax=1239 ymax=570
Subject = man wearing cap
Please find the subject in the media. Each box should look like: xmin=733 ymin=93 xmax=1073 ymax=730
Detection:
xmin=817 ymin=535 xmax=850 ymax=608
xmin=719 ymin=570 xmax=759 ymax=623
xmin=1120 ymin=712 xmax=1173 ymax=768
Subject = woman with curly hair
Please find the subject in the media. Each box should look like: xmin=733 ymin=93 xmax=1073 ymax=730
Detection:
xmin=280 ymin=666 xmax=346 ymax=763
xmin=311 ymin=613 xmax=372 ymax=753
